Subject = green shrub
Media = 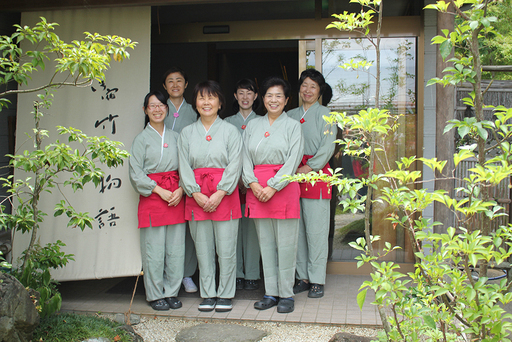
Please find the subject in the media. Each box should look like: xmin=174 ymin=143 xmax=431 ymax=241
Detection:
xmin=33 ymin=313 xmax=132 ymax=342
xmin=13 ymin=241 xmax=74 ymax=318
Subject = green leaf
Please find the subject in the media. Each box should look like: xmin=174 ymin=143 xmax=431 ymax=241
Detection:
xmin=439 ymin=40 xmax=453 ymax=60
xmin=357 ymin=288 xmax=367 ymax=310
xmin=434 ymin=287 xmax=449 ymax=297
xmin=443 ymin=123 xmax=455 ymax=134
xmin=469 ymin=254 xmax=479 ymax=267
xmin=476 ymin=126 xmax=488 ymax=140
xmin=42 ymin=269 xmax=51 ymax=286
xmin=423 ymin=315 xmax=437 ymax=330
xmin=458 ymin=125 xmax=470 ymax=138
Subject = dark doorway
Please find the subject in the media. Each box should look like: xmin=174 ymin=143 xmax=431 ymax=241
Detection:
xmin=151 ymin=41 xmax=299 ymax=112
xmin=213 ymin=41 xmax=299 ymax=115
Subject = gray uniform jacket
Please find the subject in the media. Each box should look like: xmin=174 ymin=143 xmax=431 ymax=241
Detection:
xmin=129 ymin=124 xmax=180 ymax=197
xmin=178 ymin=117 xmax=243 ymax=196
xmin=242 ymin=112 xmax=304 ymax=191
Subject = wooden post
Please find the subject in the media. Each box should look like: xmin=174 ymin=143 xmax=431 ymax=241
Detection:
xmin=434 ymin=8 xmax=455 ymax=233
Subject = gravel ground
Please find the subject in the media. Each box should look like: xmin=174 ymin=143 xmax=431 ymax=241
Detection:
xmin=132 ymin=316 xmax=382 ymax=342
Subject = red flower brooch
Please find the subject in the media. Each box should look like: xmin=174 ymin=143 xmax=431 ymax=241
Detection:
xmin=264 ymin=132 xmax=270 ymax=137
xmin=206 ymin=135 xmax=212 ymax=141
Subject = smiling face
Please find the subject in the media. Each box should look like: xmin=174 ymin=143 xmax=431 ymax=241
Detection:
xmin=299 ymin=77 xmax=321 ymax=106
xmin=234 ymin=88 xmax=258 ymax=112
xmin=263 ymin=85 xmax=289 ymax=117
xmin=196 ymin=91 xmax=221 ymax=120
xmin=144 ymin=95 xmax=168 ymax=126
xmin=163 ymin=72 xmax=188 ymax=100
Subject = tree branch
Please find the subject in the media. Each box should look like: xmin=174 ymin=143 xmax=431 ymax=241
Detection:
xmin=0 ymin=79 xmax=92 ymax=97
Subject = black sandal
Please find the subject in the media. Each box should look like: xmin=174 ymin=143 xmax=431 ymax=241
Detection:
xmin=254 ymin=296 xmax=278 ymax=310
xmin=308 ymin=283 xmax=324 ymax=298
xmin=150 ymin=298 xmax=170 ymax=310
xmin=293 ymin=280 xmax=310 ymax=294
xmin=165 ymin=297 xmax=182 ymax=309
xmin=277 ymin=298 xmax=294 ymax=313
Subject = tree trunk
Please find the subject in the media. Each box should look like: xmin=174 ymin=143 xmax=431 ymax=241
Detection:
xmin=434 ymin=8 xmax=455 ymax=234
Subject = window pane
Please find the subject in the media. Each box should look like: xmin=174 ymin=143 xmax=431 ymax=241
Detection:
xmin=322 ymin=37 xmax=416 ymax=115
xmin=306 ymin=50 xmax=315 ymax=69
xmin=325 ymin=37 xmax=417 ymax=262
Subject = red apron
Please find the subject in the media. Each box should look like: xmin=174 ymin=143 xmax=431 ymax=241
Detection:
xmin=185 ymin=167 xmax=241 ymax=221
xmin=298 ymin=155 xmax=332 ymax=199
xmin=137 ymin=171 xmax=185 ymax=228
xmin=245 ymin=164 xmax=301 ymax=219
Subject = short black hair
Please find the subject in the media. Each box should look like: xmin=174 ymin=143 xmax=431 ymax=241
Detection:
xmin=162 ymin=66 xmax=188 ymax=85
xmin=143 ymin=90 xmax=168 ymax=110
xmin=322 ymin=83 xmax=333 ymax=106
xmin=231 ymin=78 xmax=261 ymax=113
xmin=260 ymin=76 xmax=291 ymax=99
xmin=192 ymin=80 xmax=226 ymax=115
xmin=143 ymin=90 xmax=168 ymax=127
xmin=298 ymin=68 xmax=326 ymax=96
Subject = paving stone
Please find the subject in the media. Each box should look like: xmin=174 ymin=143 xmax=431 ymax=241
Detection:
xmin=329 ymin=332 xmax=373 ymax=342
xmin=176 ymin=323 xmax=267 ymax=342
xmin=114 ymin=313 xmax=140 ymax=325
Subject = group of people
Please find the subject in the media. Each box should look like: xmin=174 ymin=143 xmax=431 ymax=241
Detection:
xmin=129 ymin=66 xmax=337 ymax=314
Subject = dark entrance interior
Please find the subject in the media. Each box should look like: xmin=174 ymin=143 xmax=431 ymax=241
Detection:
xmin=150 ymin=41 xmax=298 ymax=114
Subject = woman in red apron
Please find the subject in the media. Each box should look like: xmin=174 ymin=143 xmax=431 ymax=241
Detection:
xmin=178 ymin=81 xmax=242 ymax=313
xmin=129 ymin=91 xmax=186 ymax=311
xmin=242 ymin=77 xmax=304 ymax=313
xmin=288 ymin=69 xmax=337 ymax=299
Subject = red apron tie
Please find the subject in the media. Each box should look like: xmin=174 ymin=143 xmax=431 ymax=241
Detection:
xmin=185 ymin=168 xmax=242 ymax=222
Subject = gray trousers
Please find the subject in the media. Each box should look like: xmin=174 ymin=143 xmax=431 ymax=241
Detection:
xmin=140 ymin=223 xmax=186 ymax=301
xmin=189 ymin=218 xmax=239 ymax=299
xmin=184 ymin=223 xmax=198 ymax=277
xmin=296 ymin=197 xmax=330 ymax=284
xmin=236 ymin=204 xmax=261 ymax=280
xmin=254 ymin=218 xmax=299 ymax=298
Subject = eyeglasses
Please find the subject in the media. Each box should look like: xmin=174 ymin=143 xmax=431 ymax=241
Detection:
xmin=148 ymin=104 xmax=167 ymax=110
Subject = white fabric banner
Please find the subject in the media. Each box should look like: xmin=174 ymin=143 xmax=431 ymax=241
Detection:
xmin=12 ymin=7 xmax=150 ymax=281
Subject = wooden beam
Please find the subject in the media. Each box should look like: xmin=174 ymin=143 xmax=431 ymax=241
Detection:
xmin=482 ymin=65 xmax=512 ymax=72
xmin=0 ymin=0 xmax=294 ymax=12
xmin=152 ymin=17 xmax=422 ymax=44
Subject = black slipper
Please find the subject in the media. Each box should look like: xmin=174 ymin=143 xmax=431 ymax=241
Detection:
xmin=254 ymin=296 xmax=277 ymax=310
xmin=308 ymin=283 xmax=324 ymax=298
xmin=150 ymin=299 xmax=170 ymax=311
xmin=293 ymin=280 xmax=310 ymax=294
xmin=277 ymin=298 xmax=294 ymax=313
xmin=165 ymin=297 xmax=182 ymax=309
